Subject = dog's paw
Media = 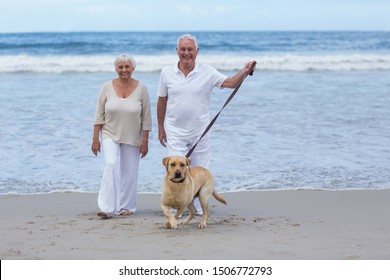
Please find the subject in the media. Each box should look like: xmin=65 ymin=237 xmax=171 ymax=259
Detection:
xmin=198 ymin=223 xmax=206 ymax=229
xmin=179 ymin=217 xmax=191 ymax=225
xmin=166 ymin=221 xmax=178 ymax=229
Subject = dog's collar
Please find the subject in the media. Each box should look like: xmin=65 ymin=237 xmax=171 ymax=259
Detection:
xmin=170 ymin=177 xmax=186 ymax=183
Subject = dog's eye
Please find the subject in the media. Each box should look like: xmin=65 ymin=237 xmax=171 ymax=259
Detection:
xmin=180 ymin=163 xmax=185 ymax=167
xmin=170 ymin=163 xmax=176 ymax=167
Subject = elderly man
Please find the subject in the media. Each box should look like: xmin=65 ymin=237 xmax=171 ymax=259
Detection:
xmin=157 ymin=34 xmax=254 ymax=215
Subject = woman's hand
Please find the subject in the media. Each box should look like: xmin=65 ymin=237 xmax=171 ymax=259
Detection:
xmin=91 ymin=139 xmax=100 ymax=156
xmin=140 ymin=141 xmax=148 ymax=158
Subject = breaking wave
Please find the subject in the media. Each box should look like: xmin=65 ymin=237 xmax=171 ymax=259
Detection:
xmin=1 ymin=53 xmax=390 ymax=73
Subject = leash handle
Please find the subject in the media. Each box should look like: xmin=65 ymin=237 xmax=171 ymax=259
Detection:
xmin=186 ymin=61 xmax=257 ymax=158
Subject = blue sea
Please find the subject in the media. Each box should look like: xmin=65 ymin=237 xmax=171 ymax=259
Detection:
xmin=0 ymin=31 xmax=390 ymax=195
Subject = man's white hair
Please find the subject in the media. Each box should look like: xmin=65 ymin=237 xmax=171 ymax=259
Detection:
xmin=176 ymin=34 xmax=198 ymax=49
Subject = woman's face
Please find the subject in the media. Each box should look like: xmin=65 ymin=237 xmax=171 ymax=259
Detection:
xmin=115 ymin=61 xmax=134 ymax=79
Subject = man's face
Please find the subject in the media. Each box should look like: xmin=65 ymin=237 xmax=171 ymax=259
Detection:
xmin=176 ymin=38 xmax=198 ymax=68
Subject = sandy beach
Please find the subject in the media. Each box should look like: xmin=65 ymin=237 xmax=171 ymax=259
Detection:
xmin=1 ymin=190 xmax=389 ymax=260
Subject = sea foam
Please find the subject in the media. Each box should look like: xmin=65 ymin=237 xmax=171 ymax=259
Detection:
xmin=1 ymin=54 xmax=390 ymax=73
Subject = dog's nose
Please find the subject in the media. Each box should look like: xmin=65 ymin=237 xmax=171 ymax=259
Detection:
xmin=174 ymin=170 xmax=182 ymax=178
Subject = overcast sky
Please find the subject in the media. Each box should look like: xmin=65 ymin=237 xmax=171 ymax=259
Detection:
xmin=0 ymin=0 xmax=389 ymax=33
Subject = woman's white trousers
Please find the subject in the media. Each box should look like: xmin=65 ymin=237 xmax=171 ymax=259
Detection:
xmin=98 ymin=138 xmax=140 ymax=216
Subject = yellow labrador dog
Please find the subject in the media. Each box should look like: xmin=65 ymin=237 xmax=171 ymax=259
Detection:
xmin=161 ymin=156 xmax=227 ymax=229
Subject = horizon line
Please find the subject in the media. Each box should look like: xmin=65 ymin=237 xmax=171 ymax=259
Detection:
xmin=0 ymin=29 xmax=389 ymax=35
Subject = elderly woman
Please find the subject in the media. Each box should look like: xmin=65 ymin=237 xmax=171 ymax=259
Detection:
xmin=92 ymin=54 xmax=151 ymax=218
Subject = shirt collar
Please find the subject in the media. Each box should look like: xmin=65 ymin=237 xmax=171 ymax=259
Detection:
xmin=175 ymin=61 xmax=199 ymax=75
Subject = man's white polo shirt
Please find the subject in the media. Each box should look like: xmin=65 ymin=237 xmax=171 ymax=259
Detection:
xmin=158 ymin=62 xmax=227 ymax=138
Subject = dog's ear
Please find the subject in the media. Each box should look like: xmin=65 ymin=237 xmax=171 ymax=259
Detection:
xmin=186 ymin=157 xmax=191 ymax=168
xmin=162 ymin=157 xmax=170 ymax=170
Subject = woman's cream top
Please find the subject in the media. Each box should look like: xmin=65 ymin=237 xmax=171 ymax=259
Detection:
xmin=94 ymin=80 xmax=151 ymax=146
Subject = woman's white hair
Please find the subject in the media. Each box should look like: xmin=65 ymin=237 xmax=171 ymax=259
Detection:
xmin=114 ymin=54 xmax=136 ymax=68
xmin=176 ymin=34 xmax=198 ymax=49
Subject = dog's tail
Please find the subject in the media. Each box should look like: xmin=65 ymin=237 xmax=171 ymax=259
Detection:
xmin=212 ymin=191 xmax=227 ymax=205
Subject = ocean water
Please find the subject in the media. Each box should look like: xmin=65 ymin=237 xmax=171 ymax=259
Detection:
xmin=0 ymin=31 xmax=390 ymax=194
